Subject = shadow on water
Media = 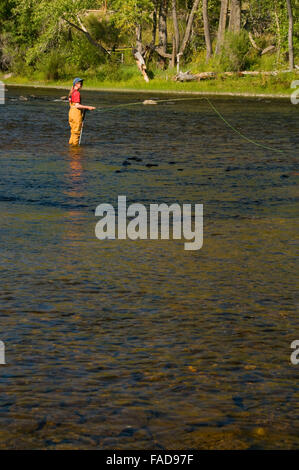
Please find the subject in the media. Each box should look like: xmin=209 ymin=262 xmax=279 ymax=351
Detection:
xmin=0 ymin=86 xmax=298 ymax=449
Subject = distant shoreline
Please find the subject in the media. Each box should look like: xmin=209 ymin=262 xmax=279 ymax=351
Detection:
xmin=4 ymin=82 xmax=291 ymax=99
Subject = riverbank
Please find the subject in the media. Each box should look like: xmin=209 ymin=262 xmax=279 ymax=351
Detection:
xmin=2 ymin=69 xmax=298 ymax=98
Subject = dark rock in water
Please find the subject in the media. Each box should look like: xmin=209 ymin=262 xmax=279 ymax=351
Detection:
xmin=122 ymin=160 xmax=131 ymax=166
xmin=115 ymin=170 xmax=122 ymax=173
xmin=118 ymin=427 xmax=137 ymax=437
xmin=177 ymin=168 xmax=184 ymax=171
xmin=145 ymin=163 xmax=158 ymax=168
xmin=168 ymin=161 xmax=177 ymax=164
xmin=128 ymin=157 xmax=142 ymax=162
xmin=233 ymin=396 xmax=245 ymax=410
xmin=280 ymin=174 xmax=289 ymax=178
xmin=226 ymin=166 xmax=239 ymax=172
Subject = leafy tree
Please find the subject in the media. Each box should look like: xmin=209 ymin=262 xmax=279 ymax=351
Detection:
xmin=0 ymin=0 xmax=297 ymax=74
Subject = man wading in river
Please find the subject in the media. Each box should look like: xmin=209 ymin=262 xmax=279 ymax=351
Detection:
xmin=68 ymin=78 xmax=96 ymax=146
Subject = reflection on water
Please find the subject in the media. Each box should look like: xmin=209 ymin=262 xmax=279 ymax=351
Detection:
xmin=0 ymin=87 xmax=298 ymax=449
xmin=66 ymin=152 xmax=84 ymax=204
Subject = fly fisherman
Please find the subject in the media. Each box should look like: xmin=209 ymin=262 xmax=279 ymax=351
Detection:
xmin=68 ymin=78 xmax=96 ymax=146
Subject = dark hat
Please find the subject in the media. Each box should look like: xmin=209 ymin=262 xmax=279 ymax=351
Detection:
xmin=73 ymin=77 xmax=83 ymax=86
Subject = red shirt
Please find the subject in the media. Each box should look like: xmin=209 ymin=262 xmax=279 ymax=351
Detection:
xmin=69 ymin=90 xmax=81 ymax=104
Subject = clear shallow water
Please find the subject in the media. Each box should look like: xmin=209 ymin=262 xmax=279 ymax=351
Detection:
xmin=0 ymin=86 xmax=298 ymax=449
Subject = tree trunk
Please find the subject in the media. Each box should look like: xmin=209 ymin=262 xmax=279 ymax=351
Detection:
xmin=286 ymin=0 xmax=294 ymax=70
xmin=171 ymin=35 xmax=176 ymax=67
xmin=159 ymin=0 xmax=168 ymax=65
xmin=228 ymin=0 xmax=241 ymax=33
xmin=274 ymin=3 xmax=281 ymax=65
xmin=172 ymin=0 xmax=180 ymax=57
xmin=152 ymin=0 xmax=200 ymax=63
xmin=152 ymin=0 xmax=159 ymax=44
xmin=63 ymin=16 xmax=110 ymax=56
xmin=215 ymin=0 xmax=228 ymax=55
xmin=179 ymin=0 xmax=200 ymax=55
xmin=202 ymin=0 xmax=212 ymax=60
xmin=136 ymin=24 xmax=143 ymax=53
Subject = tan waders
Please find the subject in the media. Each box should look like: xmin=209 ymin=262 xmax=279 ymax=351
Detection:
xmin=69 ymin=105 xmax=83 ymax=146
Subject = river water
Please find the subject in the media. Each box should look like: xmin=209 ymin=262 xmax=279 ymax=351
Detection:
xmin=0 ymin=86 xmax=298 ymax=449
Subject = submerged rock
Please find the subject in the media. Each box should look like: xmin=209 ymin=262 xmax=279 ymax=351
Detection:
xmin=128 ymin=156 xmax=142 ymax=162
xmin=143 ymin=99 xmax=157 ymax=105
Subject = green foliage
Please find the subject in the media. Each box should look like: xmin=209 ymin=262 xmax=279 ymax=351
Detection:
xmin=0 ymin=0 xmax=297 ymax=78
xmin=217 ymin=31 xmax=251 ymax=71
xmin=96 ymin=63 xmax=139 ymax=82
xmin=111 ymin=0 xmax=154 ymax=31
xmin=38 ymin=51 xmax=67 ymax=80
xmin=85 ymin=14 xmax=123 ymax=49
xmin=253 ymin=53 xmax=279 ymax=72
xmin=0 ymin=0 xmax=15 ymax=26
xmin=246 ymin=0 xmax=274 ymax=36
xmin=63 ymin=32 xmax=106 ymax=70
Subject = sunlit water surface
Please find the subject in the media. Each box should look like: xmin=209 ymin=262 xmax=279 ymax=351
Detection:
xmin=0 ymin=86 xmax=298 ymax=449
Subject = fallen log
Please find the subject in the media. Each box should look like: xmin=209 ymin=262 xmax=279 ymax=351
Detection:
xmin=248 ymin=32 xmax=275 ymax=56
xmin=261 ymin=45 xmax=276 ymax=55
xmin=240 ymin=70 xmax=278 ymax=76
xmin=174 ymin=71 xmax=197 ymax=82
xmin=173 ymin=68 xmax=298 ymax=83
xmin=174 ymin=71 xmax=216 ymax=82
xmin=197 ymin=72 xmax=216 ymax=80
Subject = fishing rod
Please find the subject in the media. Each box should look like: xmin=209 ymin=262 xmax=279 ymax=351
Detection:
xmin=94 ymin=96 xmax=285 ymax=154
xmin=79 ymin=109 xmax=87 ymax=146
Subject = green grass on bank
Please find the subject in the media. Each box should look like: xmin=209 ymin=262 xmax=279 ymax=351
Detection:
xmin=1 ymin=65 xmax=298 ymax=96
